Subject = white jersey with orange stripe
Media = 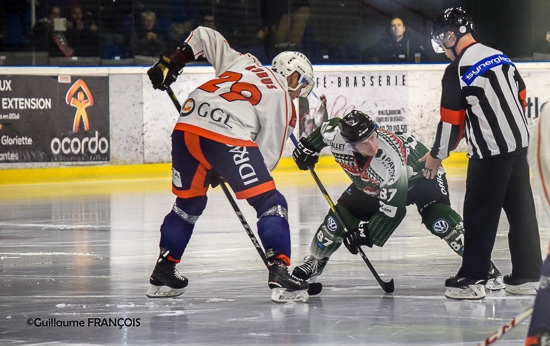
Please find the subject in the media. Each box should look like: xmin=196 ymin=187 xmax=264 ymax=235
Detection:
xmin=176 ymin=26 xmax=296 ymax=171
xmin=529 ymin=101 xmax=550 ymax=218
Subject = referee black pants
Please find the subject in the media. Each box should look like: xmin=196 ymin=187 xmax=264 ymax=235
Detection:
xmin=458 ymin=148 xmax=542 ymax=281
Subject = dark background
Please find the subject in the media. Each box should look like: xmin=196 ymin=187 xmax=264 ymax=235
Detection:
xmin=0 ymin=0 xmax=548 ymax=65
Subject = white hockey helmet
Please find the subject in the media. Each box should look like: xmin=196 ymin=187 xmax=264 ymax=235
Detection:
xmin=271 ymin=51 xmax=314 ymax=97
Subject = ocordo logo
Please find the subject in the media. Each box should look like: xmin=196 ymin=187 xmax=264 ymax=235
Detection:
xmin=50 ymin=79 xmax=108 ymax=156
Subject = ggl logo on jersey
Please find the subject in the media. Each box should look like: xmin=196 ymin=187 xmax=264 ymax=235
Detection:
xmin=50 ymin=79 xmax=109 ymax=158
xmin=181 ymin=98 xmax=195 ymax=116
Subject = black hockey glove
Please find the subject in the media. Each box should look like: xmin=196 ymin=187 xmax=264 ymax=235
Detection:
xmin=343 ymin=222 xmax=373 ymax=255
xmin=292 ymin=137 xmax=319 ymax=170
xmin=209 ymin=170 xmax=223 ymax=188
xmin=147 ymin=43 xmax=194 ymax=90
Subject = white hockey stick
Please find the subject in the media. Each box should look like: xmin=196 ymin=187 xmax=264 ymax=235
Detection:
xmin=476 ymin=306 xmax=533 ymax=346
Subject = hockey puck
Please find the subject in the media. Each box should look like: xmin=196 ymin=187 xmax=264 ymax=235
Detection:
xmin=307 ymin=282 xmax=322 ymax=295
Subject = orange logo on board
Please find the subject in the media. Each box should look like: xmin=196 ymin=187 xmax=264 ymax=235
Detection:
xmin=65 ymin=79 xmax=94 ymax=133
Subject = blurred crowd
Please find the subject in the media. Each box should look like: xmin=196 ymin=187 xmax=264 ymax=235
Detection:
xmin=0 ymin=1 xmax=548 ymax=65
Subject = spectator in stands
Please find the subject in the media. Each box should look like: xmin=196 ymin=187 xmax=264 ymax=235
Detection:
xmin=214 ymin=0 xmax=269 ymax=63
xmin=165 ymin=22 xmax=194 ymax=49
xmin=364 ymin=17 xmax=426 ymax=63
xmin=0 ymin=6 xmax=6 ymax=48
xmin=1 ymin=2 xmax=32 ymax=50
xmin=132 ymin=10 xmax=166 ymax=57
xmin=65 ymin=2 xmax=99 ymax=57
xmin=202 ymin=14 xmax=216 ymax=30
xmin=264 ymin=0 xmax=310 ymax=54
xmin=32 ymin=6 xmax=74 ymax=57
xmin=98 ymin=0 xmax=132 ymax=59
xmin=534 ymin=28 xmax=550 ymax=55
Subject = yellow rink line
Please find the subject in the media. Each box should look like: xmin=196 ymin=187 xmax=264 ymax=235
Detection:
xmin=0 ymin=152 xmax=468 ymax=185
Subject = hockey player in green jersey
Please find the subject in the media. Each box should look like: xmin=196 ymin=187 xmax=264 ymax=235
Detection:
xmin=291 ymin=110 xmax=504 ymax=294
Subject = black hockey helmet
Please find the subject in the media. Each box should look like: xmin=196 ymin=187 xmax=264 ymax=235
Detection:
xmin=431 ymin=7 xmax=475 ymax=53
xmin=338 ymin=110 xmax=378 ymax=144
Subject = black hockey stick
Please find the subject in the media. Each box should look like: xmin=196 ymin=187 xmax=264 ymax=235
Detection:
xmin=290 ymin=134 xmax=395 ymax=293
xmin=218 ymin=179 xmax=321 ymax=295
xmin=164 ymin=86 xmax=321 ymax=295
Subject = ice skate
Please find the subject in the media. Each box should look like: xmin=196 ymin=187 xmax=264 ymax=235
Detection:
xmin=444 ymin=276 xmax=486 ymax=300
xmin=485 ymin=261 xmax=505 ymax=291
xmin=267 ymin=249 xmax=309 ymax=303
xmin=146 ymin=249 xmax=188 ymax=298
xmin=537 ymin=332 xmax=550 ymax=346
xmin=292 ymin=256 xmax=328 ymax=283
xmin=503 ymin=275 xmax=539 ymax=295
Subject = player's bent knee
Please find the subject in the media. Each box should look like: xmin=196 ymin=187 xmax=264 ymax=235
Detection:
xmin=173 ymin=196 xmax=207 ymax=224
xmin=421 ymin=203 xmax=465 ymax=256
xmin=421 ymin=203 xmax=462 ymax=238
xmin=247 ymin=190 xmax=288 ymax=221
xmin=309 ymin=206 xmax=360 ymax=258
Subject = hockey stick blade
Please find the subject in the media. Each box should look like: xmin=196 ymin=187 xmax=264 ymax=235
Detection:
xmin=290 ymin=134 xmax=395 ymax=293
xmin=308 ymin=282 xmax=323 ymax=295
xmin=359 ymin=246 xmax=395 ymax=293
xmin=476 ymin=306 xmax=534 ymax=346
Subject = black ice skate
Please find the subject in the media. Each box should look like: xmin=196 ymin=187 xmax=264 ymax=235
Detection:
xmin=267 ymin=249 xmax=309 ymax=303
xmin=444 ymin=276 xmax=487 ymax=300
xmin=146 ymin=248 xmax=188 ymax=298
xmin=292 ymin=255 xmax=328 ymax=282
xmin=486 ymin=261 xmax=505 ymax=291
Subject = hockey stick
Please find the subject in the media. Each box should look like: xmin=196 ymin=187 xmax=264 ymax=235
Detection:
xmin=290 ymin=133 xmax=395 ymax=293
xmin=217 ymin=179 xmax=321 ymax=295
xmin=163 ymin=86 xmax=321 ymax=295
xmin=476 ymin=306 xmax=534 ymax=346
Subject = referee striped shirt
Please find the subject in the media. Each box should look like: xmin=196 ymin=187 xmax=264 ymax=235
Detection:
xmin=430 ymin=42 xmax=529 ymax=160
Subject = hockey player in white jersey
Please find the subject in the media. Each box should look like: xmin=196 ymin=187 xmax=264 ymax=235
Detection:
xmin=145 ymin=26 xmax=314 ymax=303
xmin=526 ymin=102 xmax=550 ymax=346
xmin=291 ymin=110 xmax=504 ymax=296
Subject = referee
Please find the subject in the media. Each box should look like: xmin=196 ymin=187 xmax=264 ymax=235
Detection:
xmin=420 ymin=7 xmax=542 ymax=300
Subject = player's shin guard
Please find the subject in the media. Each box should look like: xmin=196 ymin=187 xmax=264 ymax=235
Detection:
xmin=293 ymin=206 xmax=360 ymax=281
xmin=249 ymin=190 xmax=291 ymax=258
xmin=309 ymin=205 xmax=359 ymax=260
xmin=421 ymin=203 xmax=464 ymax=256
xmin=147 ymin=198 xmax=204 ymax=298
xmin=159 ymin=198 xmax=205 ymax=260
